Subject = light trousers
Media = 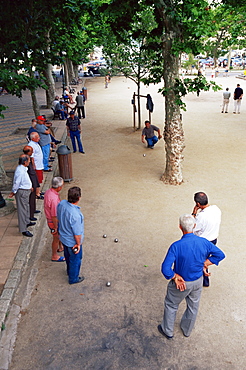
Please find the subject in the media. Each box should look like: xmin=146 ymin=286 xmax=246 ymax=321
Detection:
xmin=161 ymin=276 xmax=203 ymax=337
xmin=15 ymin=189 xmax=31 ymax=232
xmin=234 ymin=99 xmax=242 ymax=113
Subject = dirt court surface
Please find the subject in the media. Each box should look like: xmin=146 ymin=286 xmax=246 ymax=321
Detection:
xmin=8 ymin=75 xmax=246 ymax=369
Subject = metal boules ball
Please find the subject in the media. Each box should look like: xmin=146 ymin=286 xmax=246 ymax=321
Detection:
xmin=106 ymin=282 xmax=111 ymax=287
xmin=114 ymin=238 xmax=118 ymax=243
xmin=143 ymin=154 xmax=146 ymax=157
xmin=103 ymin=234 xmax=107 ymax=238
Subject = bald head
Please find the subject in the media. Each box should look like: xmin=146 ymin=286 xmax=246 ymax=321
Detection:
xmin=23 ymin=145 xmax=33 ymax=156
xmin=30 ymin=132 xmax=40 ymax=142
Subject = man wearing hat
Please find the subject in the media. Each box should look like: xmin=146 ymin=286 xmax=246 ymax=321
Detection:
xmin=35 ymin=115 xmax=52 ymax=171
xmin=66 ymin=111 xmax=85 ymax=153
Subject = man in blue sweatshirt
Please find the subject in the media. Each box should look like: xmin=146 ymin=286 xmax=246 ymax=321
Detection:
xmin=158 ymin=214 xmax=225 ymax=339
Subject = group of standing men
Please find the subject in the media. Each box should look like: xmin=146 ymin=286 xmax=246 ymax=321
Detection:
xmin=158 ymin=192 xmax=225 ymax=339
xmin=44 ymin=178 xmax=84 ymax=284
xmin=8 ymin=114 xmax=61 ymax=237
xmin=222 ymin=83 xmax=243 ymax=114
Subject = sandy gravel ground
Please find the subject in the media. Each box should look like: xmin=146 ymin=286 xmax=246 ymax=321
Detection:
xmin=8 ymin=74 xmax=246 ymax=370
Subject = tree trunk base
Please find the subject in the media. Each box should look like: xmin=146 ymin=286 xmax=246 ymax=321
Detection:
xmin=160 ymin=173 xmax=183 ymax=185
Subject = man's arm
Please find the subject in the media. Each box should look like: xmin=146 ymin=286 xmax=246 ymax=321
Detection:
xmin=141 ymin=134 xmax=145 ymax=143
xmin=157 ymin=129 xmax=162 ymax=140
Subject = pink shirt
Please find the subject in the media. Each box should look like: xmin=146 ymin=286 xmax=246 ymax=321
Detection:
xmin=44 ymin=188 xmax=60 ymax=223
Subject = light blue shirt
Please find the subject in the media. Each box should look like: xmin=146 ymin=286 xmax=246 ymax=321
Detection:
xmin=57 ymin=200 xmax=84 ymax=248
xmin=12 ymin=165 xmax=32 ymax=193
xmin=35 ymin=124 xmax=51 ymax=146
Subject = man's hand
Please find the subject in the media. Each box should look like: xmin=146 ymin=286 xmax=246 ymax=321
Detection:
xmin=173 ymin=274 xmax=186 ymax=291
xmin=192 ymin=205 xmax=200 ymax=216
xmin=72 ymin=244 xmax=80 ymax=254
xmin=8 ymin=192 xmax=14 ymax=198
xmin=158 ymin=134 xmax=162 ymax=139
xmin=203 ymin=267 xmax=211 ymax=276
xmin=67 ymin=131 xmax=70 ymax=137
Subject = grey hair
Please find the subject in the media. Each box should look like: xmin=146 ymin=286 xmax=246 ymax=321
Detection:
xmin=179 ymin=214 xmax=195 ymax=233
xmin=30 ymin=132 xmax=39 ymax=140
xmin=52 ymin=177 xmax=64 ymax=189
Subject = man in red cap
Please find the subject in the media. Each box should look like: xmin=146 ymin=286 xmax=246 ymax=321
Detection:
xmin=35 ymin=116 xmax=52 ymax=172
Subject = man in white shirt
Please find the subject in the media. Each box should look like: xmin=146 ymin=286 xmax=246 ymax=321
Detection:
xmin=29 ymin=132 xmax=44 ymax=185
xmin=192 ymin=192 xmax=221 ymax=287
xmin=9 ymin=155 xmax=35 ymax=237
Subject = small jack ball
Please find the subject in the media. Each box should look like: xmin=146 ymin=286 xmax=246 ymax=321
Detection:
xmin=114 ymin=238 xmax=118 ymax=243
xmin=103 ymin=234 xmax=107 ymax=238
xmin=143 ymin=154 xmax=146 ymax=157
xmin=106 ymin=282 xmax=111 ymax=287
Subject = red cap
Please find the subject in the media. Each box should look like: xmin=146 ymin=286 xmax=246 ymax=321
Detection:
xmin=36 ymin=116 xmax=45 ymax=121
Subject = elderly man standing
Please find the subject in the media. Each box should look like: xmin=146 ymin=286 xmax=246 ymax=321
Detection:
xmin=57 ymin=186 xmax=84 ymax=284
xmin=23 ymin=145 xmax=40 ymax=221
xmin=28 ymin=132 xmax=44 ymax=197
xmin=9 ymin=155 xmax=35 ymax=237
xmin=192 ymin=191 xmax=221 ymax=287
xmin=35 ymin=115 xmax=52 ymax=172
xmin=141 ymin=120 xmax=162 ymax=149
xmin=158 ymin=214 xmax=225 ymax=339
xmin=44 ymin=177 xmax=65 ymax=262
xmin=66 ymin=111 xmax=85 ymax=153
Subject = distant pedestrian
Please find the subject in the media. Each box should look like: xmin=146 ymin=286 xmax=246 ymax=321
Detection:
xmin=192 ymin=192 xmax=221 ymax=287
xmin=158 ymin=214 xmax=225 ymax=339
xmin=8 ymin=155 xmax=35 ymax=237
xmin=221 ymin=88 xmax=231 ymax=113
xmin=105 ymin=74 xmax=110 ymax=88
xmin=66 ymin=111 xmax=85 ymax=153
xmin=141 ymin=120 xmax=162 ymax=149
xmin=57 ymin=186 xmax=85 ymax=284
xmin=75 ymin=91 xmax=86 ymax=119
xmin=44 ymin=177 xmax=65 ymax=262
xmin=233 ymin=84 xmax=243 ymax=114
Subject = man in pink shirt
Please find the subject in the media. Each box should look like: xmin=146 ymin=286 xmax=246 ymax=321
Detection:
xmin=44 ymin=177 xmax=65 ymax=262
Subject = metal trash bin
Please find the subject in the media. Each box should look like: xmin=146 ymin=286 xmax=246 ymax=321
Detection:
xmin=57 ymin=145 xmax=73 ymax=182
xmin=82 ymin=87 xmax=87 ymax=100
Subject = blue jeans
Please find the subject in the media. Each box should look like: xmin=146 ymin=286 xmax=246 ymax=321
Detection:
xmin=70 ymin=130 xmax=84 ymax=152
xmin=41 ymin=143 xmax=51 ymax=170
xmin=56 ymin=110 xmax=67 ymax=120
xmin=146 ymin=136 xmax=158 ymax=147
xmin=63 ymin=244 xmax=83 ymax=284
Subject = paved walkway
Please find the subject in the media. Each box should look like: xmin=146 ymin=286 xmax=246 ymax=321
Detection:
xmin=0 ymin=78 xmax=85 ymax=313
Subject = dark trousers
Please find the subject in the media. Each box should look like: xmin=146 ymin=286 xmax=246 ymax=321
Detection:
xmin=29 ymin=189 xmax=36 ymax=218
xmin=63 ymin=244 xmax=83 ymax=284
xmin=77 ymin=106 xmax=85 ymax=119
xmin=203 ymin=238 xmax=217 ymax=287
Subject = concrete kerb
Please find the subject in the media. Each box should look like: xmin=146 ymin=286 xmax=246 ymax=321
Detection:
xmin=0 ymin=129 xmax=66 ymax=338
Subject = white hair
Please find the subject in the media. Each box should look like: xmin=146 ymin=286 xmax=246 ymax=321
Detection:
xmin=179 ymin=214 xmax=195 ymax=233
xmin=52 ymin=177 xmax=64 ymax=189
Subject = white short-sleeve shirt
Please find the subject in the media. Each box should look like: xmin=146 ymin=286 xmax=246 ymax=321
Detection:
xmin=193 ymin=205 xmax=221 ymax=242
